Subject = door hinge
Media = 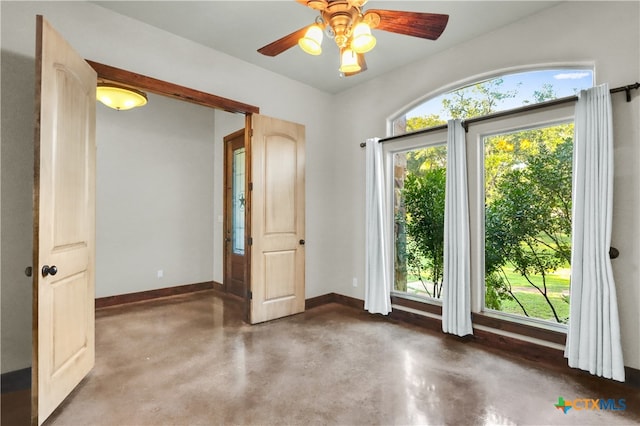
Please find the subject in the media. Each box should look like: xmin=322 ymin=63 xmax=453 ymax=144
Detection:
xmin=247 ymin=290 xmax=253 ymax=300
xmin=248 ymin=237 xmax=253 ymax=246
xmin=249 ymin=182 xmax=253 ymax=191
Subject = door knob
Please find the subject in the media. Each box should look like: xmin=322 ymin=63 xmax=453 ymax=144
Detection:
xmin=41 ymin=265 xmax=58 ymax=277
xmin=299 ymin=239 xmax=305 ymax=245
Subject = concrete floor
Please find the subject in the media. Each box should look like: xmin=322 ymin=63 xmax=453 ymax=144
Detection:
xmin=4 ymin=290 xmax=639 ymax=425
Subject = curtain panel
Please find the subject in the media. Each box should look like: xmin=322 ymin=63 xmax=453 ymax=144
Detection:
xmin=565 ymin=84 xmax=625 ymax=381
xmin=364 ymin=138 xmax=392 ymax=315
xmin=441 ymin=119 xmax=473 ymax=336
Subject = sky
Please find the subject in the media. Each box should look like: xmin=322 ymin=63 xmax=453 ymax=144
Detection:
xmin=406 ymin=69 xmax=594 ymax=120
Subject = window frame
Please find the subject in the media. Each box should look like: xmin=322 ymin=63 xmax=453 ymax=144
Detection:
xmin=383 ymin=128 xmax=448 ymax=304
xmin=383 ymin=102 xmax=577 ymax=336
xmin=469 ymin=102 xmax=576 ymax=333
xmin=389 ymin=66 xmax=594 ymax=137
xmin=383 ymin=66 xmax=596 ymax=339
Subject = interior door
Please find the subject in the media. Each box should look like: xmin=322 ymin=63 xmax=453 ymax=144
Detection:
xmin=249 ymin=114 xmax=305 ymax=324
xmin=224 ymin=129 xmax=247 ymax=299
xmin=32 ymin=16 xmax=97 ymax=425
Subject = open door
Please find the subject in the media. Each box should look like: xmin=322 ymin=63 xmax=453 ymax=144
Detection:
xmin=32 ymin=16 xmax=97 ymax=425
xmin=249 ymin=114 xmax=305 ymax=324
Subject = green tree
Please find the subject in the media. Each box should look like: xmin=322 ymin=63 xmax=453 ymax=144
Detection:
xmin=442 ymin=78 xmax=519 ymax=119
xmin=402 ymin=168 xmax=446 ymax=298
xmin=484 ymin=133 xmax=573 ymax=322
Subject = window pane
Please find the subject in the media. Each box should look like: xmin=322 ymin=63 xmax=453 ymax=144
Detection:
xmin=393 ymin=145 xmax=446 ymax=299
xmin=393 ymin=69 xmax=593 ymax=135
xmin=232 ymin=147 xmax=245 ymax=255
xmin=484 ymin=124 xmax=572 ymax=323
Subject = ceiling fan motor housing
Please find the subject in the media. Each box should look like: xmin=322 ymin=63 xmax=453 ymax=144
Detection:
xmin=322 ymin=4 xmax=360 ymax=48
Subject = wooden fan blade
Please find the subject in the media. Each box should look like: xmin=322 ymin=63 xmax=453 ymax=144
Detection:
xmin=258 ymin=26 xmax=310 ymax=57
xmin=344 ymin=53 xmax=367 ymax=77
xmin=366 ymin=9 xmax=449 ymax=40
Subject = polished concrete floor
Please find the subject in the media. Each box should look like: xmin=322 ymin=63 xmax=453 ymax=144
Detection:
xmin=4 ymin=290 xmax=639 ymax=425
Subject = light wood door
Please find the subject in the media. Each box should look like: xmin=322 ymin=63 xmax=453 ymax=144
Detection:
xmin=249 ymin=114 xmax=305 ymax=324
xmin=32 ymin=16 xmax=96 ymax=425
xmin=224 ymin=129 xmax=247 ymax=299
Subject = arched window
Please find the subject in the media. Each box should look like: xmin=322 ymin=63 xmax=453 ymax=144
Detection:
xmin=389 ymin=67 xmax=593 ymax=326
xmin=392 ymin=68 xmax=593 ymax=135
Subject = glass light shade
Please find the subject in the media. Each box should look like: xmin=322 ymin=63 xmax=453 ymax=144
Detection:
xmin=339 ymin=48 xmax=361 ymax=73
xmin=96 ymin=84 xmax=147 ymax=110
xmin=298 ymin=25 xmax=323 ymax=55
xmin=351 ymin=22 xmax=376 ymax=53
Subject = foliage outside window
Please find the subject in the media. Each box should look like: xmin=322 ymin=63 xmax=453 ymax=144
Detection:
xmin=484 ymin=124 xmax=573 ymax=323
xmin=392 ymin=68 xmax=592 ymax=324
xmin=393 ymin=145 xmax=446 ymax=298
xmin=392 ymin=69 xmax=593 ymax=135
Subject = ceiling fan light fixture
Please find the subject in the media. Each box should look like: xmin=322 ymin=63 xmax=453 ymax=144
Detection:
xmin=298 ymin=24 xmax=323 ymax=55
xmin=96 ymin=83 xmax=147 ymax=111
xmin=339 ymin=48 xmax=361 ymax=73
xmin=351 ymin=22 xmax=376 ymax=53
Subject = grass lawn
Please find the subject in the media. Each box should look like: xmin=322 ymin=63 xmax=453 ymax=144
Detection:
xmin=403 ymin=264 xmax=572 ymax=324
xmin=496 ymin=265 xmax=570 ymax=323
xmin=499 ymin=291 xmax=569 ymax=323
xmin=500 ymin=264 xmax=570 ymax=293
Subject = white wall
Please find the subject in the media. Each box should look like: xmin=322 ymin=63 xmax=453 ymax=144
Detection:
xmin=1 ymin=1 xmax=333 ymax=372
xmin=96 ymin=93 xmax=217 ymax=297
xmin=328 ymin=1 xmax=640 ymax=369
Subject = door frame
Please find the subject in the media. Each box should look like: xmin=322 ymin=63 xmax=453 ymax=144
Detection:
xmin=85 ymin=60 xmax=258 ymax=320
xmin=85 ymin=60 xmax=259 ymax=115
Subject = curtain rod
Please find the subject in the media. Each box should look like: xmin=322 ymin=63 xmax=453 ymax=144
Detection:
xmin=360 ymin=82 xmax=639 ymax=147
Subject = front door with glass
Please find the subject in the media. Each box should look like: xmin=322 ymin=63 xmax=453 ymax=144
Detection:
xmin=224 ymin=129 xmax=246 ymax=298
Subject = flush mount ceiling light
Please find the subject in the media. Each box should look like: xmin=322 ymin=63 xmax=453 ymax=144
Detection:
xmin=258 ymin=0 xmax=449 ymax=77
xmin=96 ymin=83 xmax=147 ymax=111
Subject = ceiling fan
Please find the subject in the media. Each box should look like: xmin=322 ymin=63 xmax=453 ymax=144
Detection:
xmin=257 ymin=0 xmax=449 ymax=76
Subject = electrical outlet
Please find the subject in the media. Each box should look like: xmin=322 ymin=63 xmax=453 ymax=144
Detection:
xmin=352 ymin=277 xmax=358 ymax=287
xmin=157 ymin=270 xmax=163 ymax=279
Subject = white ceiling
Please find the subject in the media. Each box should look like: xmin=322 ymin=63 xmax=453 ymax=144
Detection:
xmin=92 ymin=1 xmax=561 ymax=94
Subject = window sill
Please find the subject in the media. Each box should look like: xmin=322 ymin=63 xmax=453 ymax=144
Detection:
xmin=390 ymin=293 xmax=566 ymax=346
xmin=391 ymin=293 xmax=442 ymax=315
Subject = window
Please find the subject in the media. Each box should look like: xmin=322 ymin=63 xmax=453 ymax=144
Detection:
xmin=483 ymin=123 xmax=573 ymax=324
xmin=392 ymin=69 xmax=593 ymax=136
xmin=232 ymin=147 xmax=246 ymax=255
xmin=389 ymin=67 xmax=592 ymax=327
xmin=393 ymin=144 xmax=446 ymax=300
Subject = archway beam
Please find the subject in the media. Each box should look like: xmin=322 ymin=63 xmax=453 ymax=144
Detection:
xmin=86 ymin=60 xmax=259 ymax=115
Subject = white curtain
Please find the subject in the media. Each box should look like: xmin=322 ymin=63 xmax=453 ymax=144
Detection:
xmin=365 ymin=138 xmax=392 ymax=315
xmin=441 ymin=119 xmax=473 ymax=336
xmin=565 ymin=84 xmax=625 ymax=381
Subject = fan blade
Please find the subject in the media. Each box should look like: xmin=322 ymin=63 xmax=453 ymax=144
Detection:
xmin=344 ymin=53 xmax=367 ymax=77
xmin=258 ymin=26 xmax=310 ymax=57
xmin=366 ymin=9 xmax=449 ymax=40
